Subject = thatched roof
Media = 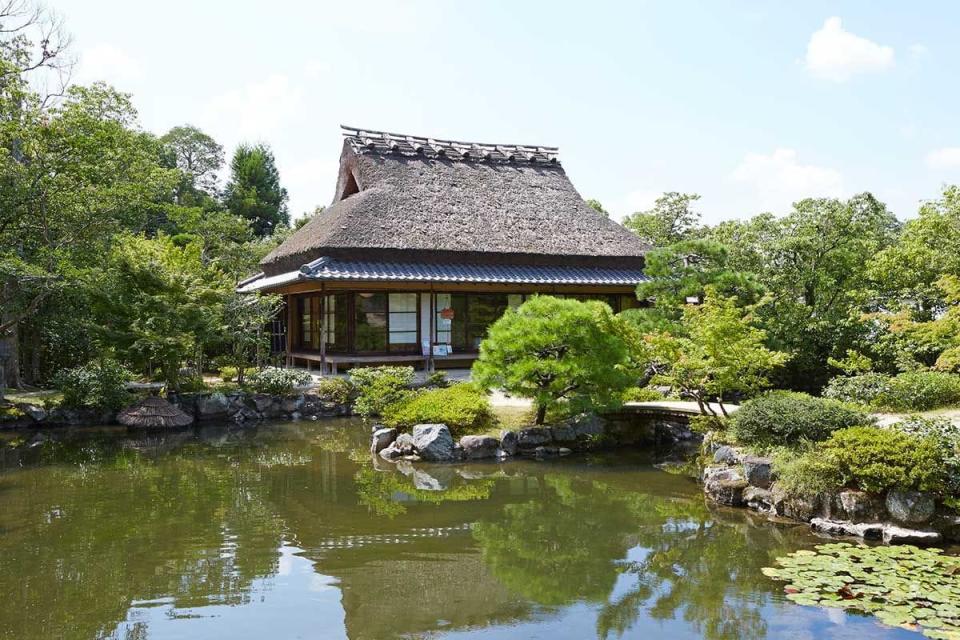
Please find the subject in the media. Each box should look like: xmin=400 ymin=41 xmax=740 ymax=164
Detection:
xmin=118 ymin=396 xmax=194 ymax=428
xmin=261 ymin=126 xmax=651 ymax=275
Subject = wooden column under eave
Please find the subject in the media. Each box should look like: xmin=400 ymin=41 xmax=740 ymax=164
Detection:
xmin=320 ymin=283 xmax=327 ymax=376
xmin=286 ymin=293 xmax=295 ymax=367
xmin=429 ymin=287 xmax=435 ymax=373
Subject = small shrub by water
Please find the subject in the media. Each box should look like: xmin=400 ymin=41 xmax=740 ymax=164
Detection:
xmin=729 ymin=391 xmax=870 ymax=449
xmin=381 ymin=383 xmax=495 ymax=435
xmin=822 ymin=426 xmax=945 ymax=494
xmin=349 ymin=366 xmax=415 ymax=417
xmin=247 ymin=367 xmax=312 ymax=395
xmin=771 ymin=446 xmax=844 ymax=498
xmin=313 ymin=377 xmax=354 ymax=405
xmin=55 ymin=358 xmax=133 ymax=411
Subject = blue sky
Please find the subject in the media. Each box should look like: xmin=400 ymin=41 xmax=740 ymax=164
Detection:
xmin=56 ymin=0 xmax=960 ymax=224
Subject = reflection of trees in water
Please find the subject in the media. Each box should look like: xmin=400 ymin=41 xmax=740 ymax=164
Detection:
xmin=472 ymin=472 xmax=805 ymax=640
xmin=0 ymin=431 xmax=288 ymax=640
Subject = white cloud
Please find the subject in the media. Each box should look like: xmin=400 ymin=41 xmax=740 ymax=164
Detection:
xmin=926 ymin=147 xmax=960 ymax=170
xmin=201 ymin=75 xmax=304 ymax=140
xmin=730 ymin=148 xmax=843 ymax=211
xmin=804 ymin=17 xmax=894 ymax=82
xmin=78 ymin=43 xmax=142 ymax=85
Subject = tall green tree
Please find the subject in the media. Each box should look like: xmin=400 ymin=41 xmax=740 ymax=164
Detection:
xmin=224 ymin=143 xmax=289 ymax=237
xmin=160 ymin=124 xmax=224 ymax=204
xmin=623 ymin=192 xmax=701 ymax=246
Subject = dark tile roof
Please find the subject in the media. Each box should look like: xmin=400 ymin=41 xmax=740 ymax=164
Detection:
xmin=260 ymin=125 xmax=651 ymax=275
xmin=238 ymin=257 xmax=648 ymax=293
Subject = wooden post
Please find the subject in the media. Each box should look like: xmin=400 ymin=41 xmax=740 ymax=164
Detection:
xmin=285 ymin=294 xmax=295 ymax=367
xmin=320 ymin=284 xmax=328 ymax=376
xmin=429 ymin=288 xmax=435 ymax=373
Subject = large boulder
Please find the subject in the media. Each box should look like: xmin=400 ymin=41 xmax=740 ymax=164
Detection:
xmin=743 ymin=486 xmax=776 ymax=513
xmin=412 ymin=424 xmax=456 ymax=462
xmin=811 ymin=518 xmax=884 ymax=540
xmin=771 ymin=487 xmax=822 ymax=521
xmin=370 ymin=427 xmax=398 ymax=455
xmin=517 ymin=427 xmax=553 ymax=449
xmin=499 ymin=431 xmax=518 ymax=456
xmin=549 ymin=424 xmax=577 ymax=443
xmin=280 ymin=395 xmax=305 ymax=413
xmin=886 ymin=490 xmax=936 ymax=524
xmin=197 ymin=393 xmax=230 ymax=420
xmin=566 ymin=413 xmax=605 ymax=440
xmin=459 ymin=435 xmax=500 ymax=460
xmin=712 ymin=445 xmax=741 ymax=465
xmin=395 ymin=433 xmax=416 ymax=456
xmin=835 ymin=490 xmax=885 ymax=523
xmin=741 ymin=455 xmax=773 ymax=489
xmin=703 ymin=466 xmax=748 ymax=506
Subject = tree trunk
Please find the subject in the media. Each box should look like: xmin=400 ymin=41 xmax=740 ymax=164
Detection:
xmin=535 ymin=404 xmax=547 ymax=425
xmin=1 ymin=323 xmax=21 ymax=389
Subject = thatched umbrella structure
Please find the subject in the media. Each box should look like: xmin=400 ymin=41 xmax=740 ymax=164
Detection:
xmin=118 ymin=395 xmax=193 ymax=428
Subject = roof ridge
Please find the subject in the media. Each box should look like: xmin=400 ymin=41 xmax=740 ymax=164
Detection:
xmin=341 ymin=124 xmax=560 ymax=164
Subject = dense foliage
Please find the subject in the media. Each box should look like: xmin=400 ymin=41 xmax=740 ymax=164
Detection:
xmin=472 ymin=296 xmax=637 ymax=424
xmin=349 ymin=366 xmax=415 ymax=418
xmin=822 ymin=426 xmax=945 ymax=494
xmin=381 ymin=383 xmax=495 ymax=435
xmin=729 ymin=391 xmax=870 ymax=448
xmin=246 ymin=367 xmax=312 ymax=395
xmin=55 ymin=358 xmax=133 ymax=411
xmin=644 ymin=288 xmax=789 ymax=415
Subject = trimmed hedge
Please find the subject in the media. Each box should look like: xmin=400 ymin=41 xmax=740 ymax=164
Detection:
xmin=822 ymin=373 xmax=891 ymax=406
xmin=55 ymin=358 xmax=133 ymax=411
xmin=349 ymin=366 xmax=414 ymax=417
xmin=381 ymin=383 xmax=495 ymax=435
xmin=729 ymin=391 xmax=871 ymax=448
xmin=822 ymin=426 xmax=946 ymax=494
xmin=247 ymin=367 xmax=312 ymax=395
xmin=876 ymin=371 xmax=960 ymax=411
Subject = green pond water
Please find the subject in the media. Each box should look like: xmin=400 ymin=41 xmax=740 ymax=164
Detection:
xmin=0 ymin=419 xmax=922 ymax=640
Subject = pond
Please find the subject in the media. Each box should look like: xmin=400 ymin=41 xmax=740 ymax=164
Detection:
xmin=0 ymin=419 xmax=921 ymax=640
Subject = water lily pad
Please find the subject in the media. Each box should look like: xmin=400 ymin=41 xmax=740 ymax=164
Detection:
xmin=763 ymin=543 xmax=960 ymax=639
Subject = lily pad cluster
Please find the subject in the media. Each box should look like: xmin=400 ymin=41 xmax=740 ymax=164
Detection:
xmin=763 ymin=542 xmax=960 ymax=639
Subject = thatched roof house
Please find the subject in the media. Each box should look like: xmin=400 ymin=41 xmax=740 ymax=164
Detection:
xmin=241 ymin=126 xmax=651 ymax=373
xmin=118 ymin=396 xmax=194 ymax=428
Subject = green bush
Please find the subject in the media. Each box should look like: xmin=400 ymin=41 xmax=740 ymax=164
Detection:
xmin=314 ymin=377 xmax=354 ymax=405
xmin=425 ymin=371 xmax=449 ymax=388
xmin=875 ymin=371 xmax=960 ymax=411
xmin=822 ymin=373 xmax=892 ymax=406
xmin=688 ymin=414 xmax=729 ymax=434
xmin=381 ymin=383 xmax=495 ymax=435
xmin=349 ymin=366 xmax=415 ymax=417
xmin=729 ymin=391 xmax=871 ymax=449
xmin=892 ymin=416 xmax=960 ymax=495
xmin=247 ymin=367 xmax=312 ymax=395
xmin=55 ymin=358 xmax=133 ymax=411
xmin=772 ymin=447 xmax=844 ymax=498
xmin=822 ymin=426 xmax=946 ymax=494
xmin=621 ymin=387 xmax=665 ymax=402
xmin=219 ymin=365 xmax=255 ymax=383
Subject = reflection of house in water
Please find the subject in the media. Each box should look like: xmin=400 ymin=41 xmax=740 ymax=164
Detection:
xmin=261 ymin=458 xmax=549 ymax=639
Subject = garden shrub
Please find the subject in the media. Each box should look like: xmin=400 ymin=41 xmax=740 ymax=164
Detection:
xmin=381 ymin=383 xmax=495 ymax=435
xmin=874 ymin=371 xmax=960 ymax=411
xmin=55 ymin=358 xmax=133 ymax=411
xmin=891 ymin=416 xmax=960 ymax=494
xmin=822 ymin=426 xmax=946 ymax=494
xmin=729 ymin=391 xmax=870 ymax=449
xmin=218 ymin=365 xmax=255 ymax=383
xmin=247 ymin=367 xmax=312 ymax=395
xmin=349 ymin=366 xmax=415 ymax=418
xmin=772 ymin=447 xmax=843 ymax=498
xmin=425 ymin=371 xmax=449 ymax=388
xmin=314 ymin=377 xmax=354 ymax=405
xmin=688 ymin=414 xmax=729 ymax=434
xmin=621 ymin=387 xmax=664 ymax=402
xmin=822 ymin=373 xmax=891 ymax=406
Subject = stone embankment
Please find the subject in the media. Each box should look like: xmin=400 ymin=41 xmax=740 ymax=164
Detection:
xmin=1 ymin=390 xmax=352 ymax=428
xmin=701 ymin=434 xmax=960 ymax=545
xmin=369 ymin=411 xmax=700 ymax=464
